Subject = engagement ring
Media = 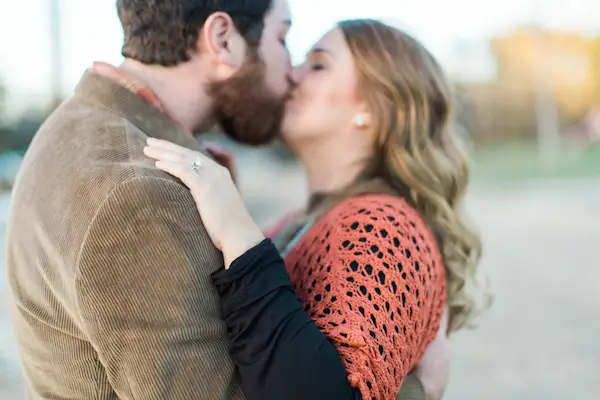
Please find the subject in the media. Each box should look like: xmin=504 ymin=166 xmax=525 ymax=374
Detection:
xmin=191 ymin=158 xmax=202 ymax=173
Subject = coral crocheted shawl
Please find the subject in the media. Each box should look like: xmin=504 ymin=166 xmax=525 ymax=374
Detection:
xmin=268 ymin=194 xmax=447 ymax=400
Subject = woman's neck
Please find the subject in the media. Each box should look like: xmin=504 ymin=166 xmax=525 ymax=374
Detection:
xmin=296 ymin=138 xmax=370 ymax=197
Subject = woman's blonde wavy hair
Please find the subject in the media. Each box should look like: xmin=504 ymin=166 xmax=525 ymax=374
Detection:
xmin=277 ymin=19 xmax=490 ymax=333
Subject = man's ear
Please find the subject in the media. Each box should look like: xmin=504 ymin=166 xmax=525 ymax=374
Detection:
xmin=199 ymin=12 xmax=246 ymax=73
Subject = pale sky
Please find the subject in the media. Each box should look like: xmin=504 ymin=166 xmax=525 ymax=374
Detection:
xmin=1 ymin=0 xmax=599 ymax=113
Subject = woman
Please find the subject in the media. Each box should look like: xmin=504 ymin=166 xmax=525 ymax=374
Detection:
xmin=145 ymin=19 xmax=484 ymax=400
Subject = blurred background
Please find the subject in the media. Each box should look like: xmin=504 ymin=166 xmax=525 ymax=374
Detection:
xmin=1 ymin=0 xmax=599 ymax=398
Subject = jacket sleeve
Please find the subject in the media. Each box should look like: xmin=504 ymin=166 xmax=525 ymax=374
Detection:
xmin=74 ymin=176 xmax=242 ymax=399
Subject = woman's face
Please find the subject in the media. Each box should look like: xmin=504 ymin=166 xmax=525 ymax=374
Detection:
xmin=281 ymin=27 xmax=369 ymax=148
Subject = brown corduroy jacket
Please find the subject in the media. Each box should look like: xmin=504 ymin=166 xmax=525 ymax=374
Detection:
xmin=6 ymin=70 xmax=425 ymax=399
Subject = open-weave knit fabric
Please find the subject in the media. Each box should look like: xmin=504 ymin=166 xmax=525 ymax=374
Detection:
xmin=270 ymin=194 xmax=447 ymax=400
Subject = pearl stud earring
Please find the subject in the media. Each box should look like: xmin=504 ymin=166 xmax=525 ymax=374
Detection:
xmin=353 ymin=115 xmax=366 ymax=127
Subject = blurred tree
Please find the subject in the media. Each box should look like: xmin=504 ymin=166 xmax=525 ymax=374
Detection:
xmin=0 ymin=79 xmax=5 ymax=119
xmin=0 ymin=84 xmax=44 ymax=153
xmin=0 ymin=79 xmax=8 ymax=148
xmin=588 ymin=37 xmax=600 ymax=106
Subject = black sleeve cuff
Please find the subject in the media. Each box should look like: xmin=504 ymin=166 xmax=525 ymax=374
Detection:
xmin=211 ymin=238 xmax=293 ymax=317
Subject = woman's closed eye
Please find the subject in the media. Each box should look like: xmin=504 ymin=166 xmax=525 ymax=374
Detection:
xmin=310 ymin=63 xmax=325 ymax=71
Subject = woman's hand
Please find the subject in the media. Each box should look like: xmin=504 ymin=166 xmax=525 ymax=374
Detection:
xmin=414 ymin=308 xmax=450 ymax=400
xmin=144 ymin=137 xmax=264 ymax=268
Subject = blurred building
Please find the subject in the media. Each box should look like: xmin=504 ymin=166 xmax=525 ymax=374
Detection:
xmin=457 ymin=27 xmax=600 ymax=143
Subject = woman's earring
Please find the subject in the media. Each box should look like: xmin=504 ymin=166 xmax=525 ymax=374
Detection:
xmin=353 ymin=115 xmax=366 ymax=128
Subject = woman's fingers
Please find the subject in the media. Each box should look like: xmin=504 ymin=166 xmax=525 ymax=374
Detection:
xmin=146 ymin=137 xmax=205 ymax=161
xmin=145 ymin=138 xmax=229 ymax=195
xmin=143 ymin=145 xmax=188 ymax=163
xmin=144 ymin=146 xmax=176 ymax=161
xmin=150 ymin=150 xmax=216 ymax=188
xmin=154 ymin=160 xmax=200 ymax=188
xmin=144 ymin=144 xmax=213 ymax=167
xmin=146 ymin=137 xmax=226 ymax=173
xmin=146 ymin=137 xmax=190 ymax=155
xmin=154 ymin=160 xmax=185 ymax=176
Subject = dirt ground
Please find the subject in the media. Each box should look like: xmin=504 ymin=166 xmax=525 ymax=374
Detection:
xmin=1 ymin=153 xmax=599 ymax=399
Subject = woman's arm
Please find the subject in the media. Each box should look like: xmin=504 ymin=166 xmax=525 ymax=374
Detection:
xmin=284 ymin=197 xmax=447 ymax=400
xmin=143 ymin=139 xmax=362 ymax=399
xmin=142 ymin=139 xmax=440 ymax=400
xmin=212 ymin=239 xmax=362 ymax=400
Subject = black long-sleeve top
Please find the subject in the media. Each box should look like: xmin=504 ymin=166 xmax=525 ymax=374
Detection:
xmin=212 ymin=238 xmax=426 ymax=400
xmin=212 ymin=239 xmax=362 ymax=400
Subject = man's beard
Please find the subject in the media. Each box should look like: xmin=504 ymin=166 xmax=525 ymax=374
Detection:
xmin=207 ymin=50 xmax=288 ymax=146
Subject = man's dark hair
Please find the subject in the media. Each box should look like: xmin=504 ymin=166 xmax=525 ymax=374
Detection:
xmin=116 ymin=0 xmax=272 ymax=66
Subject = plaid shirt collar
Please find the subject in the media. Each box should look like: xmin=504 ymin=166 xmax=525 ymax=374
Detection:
xmin=92 ymin=62 xmax=168 ymax=113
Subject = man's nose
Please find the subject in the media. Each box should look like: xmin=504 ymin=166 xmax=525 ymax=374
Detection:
xmin=285 ymin=75 xmax=296 ymax=92
xmin=289 ymin=65 xmax=304 ymax=86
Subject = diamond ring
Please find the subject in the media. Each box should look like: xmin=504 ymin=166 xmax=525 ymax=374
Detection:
xmin=191 ymin=158 xmax=202 ymax=173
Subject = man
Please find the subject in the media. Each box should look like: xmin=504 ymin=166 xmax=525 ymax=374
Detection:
xmin=6 ymin=0 xmax=445 ymax=398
